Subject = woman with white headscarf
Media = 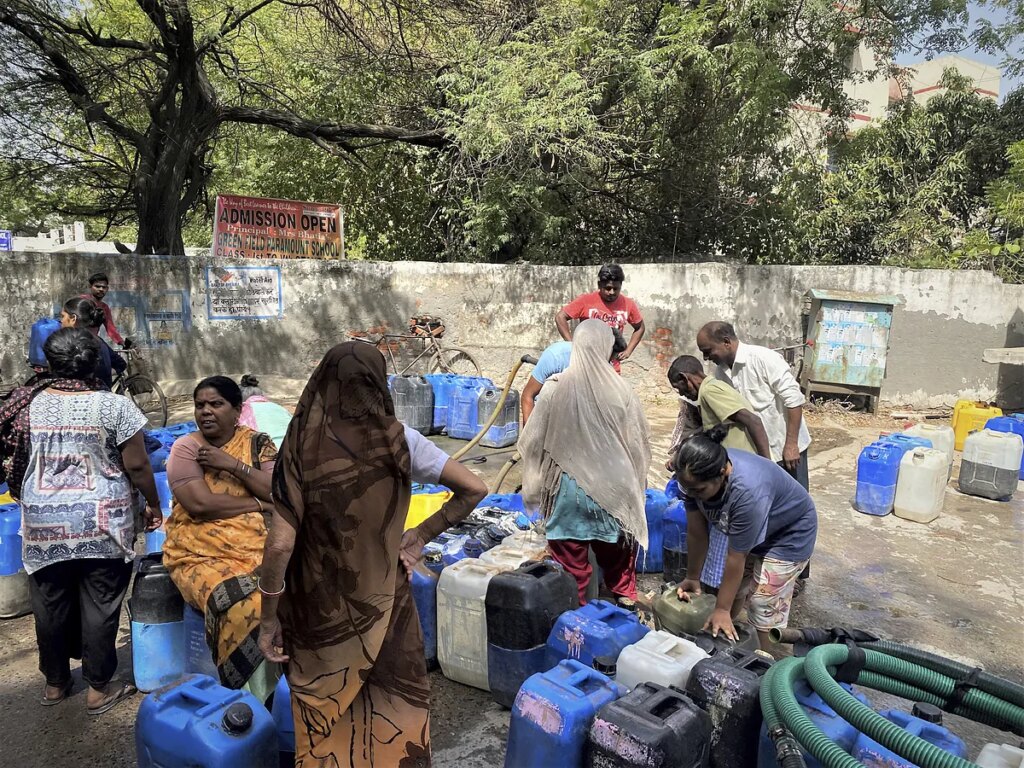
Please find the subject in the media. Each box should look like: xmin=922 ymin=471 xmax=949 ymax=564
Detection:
xmin=520 ymin=319 xmax=651 ymax=607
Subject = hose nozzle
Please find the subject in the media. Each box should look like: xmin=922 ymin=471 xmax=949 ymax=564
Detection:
xmin=521 ymin=354 xmax=538 ymax=365
xmin=769 ymin=727 xmax=807 ymax=768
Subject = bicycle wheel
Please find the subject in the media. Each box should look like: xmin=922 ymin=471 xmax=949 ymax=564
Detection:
xmin=432 ymin=346 xmax=482 ymax=377
xmin=121 ymin=375 xmax=168 ymax=429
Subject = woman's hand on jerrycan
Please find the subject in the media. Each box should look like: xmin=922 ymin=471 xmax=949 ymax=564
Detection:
xmin=675 ymin=579 xmax=702 ymax=601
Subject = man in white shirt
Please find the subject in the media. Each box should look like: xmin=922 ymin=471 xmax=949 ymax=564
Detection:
xmin=695 ymin=321 xmax=812 ymax=490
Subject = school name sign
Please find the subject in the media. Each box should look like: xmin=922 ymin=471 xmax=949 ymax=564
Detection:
xmin=213 ymin=194 xmax=345 ymax=259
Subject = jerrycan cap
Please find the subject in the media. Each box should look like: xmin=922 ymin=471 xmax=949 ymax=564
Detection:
xmin=223 ymin=702 xmax=254 ymax=734
xmin=593 ymin=655 xmax=617 ymax=676
xmin=911 ymin=702 xmax=943 ymax=724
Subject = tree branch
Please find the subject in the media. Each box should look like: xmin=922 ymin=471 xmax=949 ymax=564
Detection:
xmin=0 ymin=11 xmax=145 ymax=147
xmin=221 ymin=105 xmax=449 ymax=147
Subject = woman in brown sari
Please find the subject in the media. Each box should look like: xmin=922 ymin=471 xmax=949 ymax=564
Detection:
xmin=258 ymin=342 xmax=485 ymax=767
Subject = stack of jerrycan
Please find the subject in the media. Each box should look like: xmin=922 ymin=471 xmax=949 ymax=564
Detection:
xmin=406 ymin=482 xmax=452 ymax=530
xmin=985 ymin=414 xmax=1024 ymax=480
xmin=146 ymin=429 xmax=173 ymax=473
xmin=757 ymin=678 xmax=870 ymax=768
xmin=851 ymin=703 xmax=966 ymax=767
xmin=479 ymin=527 xmax=547 ymax=570
xmin=437 ymin=558 xmax=504 ymax=690
xmin=130 ymin=553 xmax=186 ymax=692
xmin=28 ymin=316 xmax=61 ymax=367
xmin=636 ymin=488 xmax=668 ymax=573
xmin=893 ymin=447 xmax=948 ymax=524
xmin=423 ymin=373 xmax=458 ymax=435
xmin=959 ymin=428 xmax=1023 ymax=501
xmin=614 ymin=630 xmax=709 ymax=691
xmin=952 ymin=400 xmax=1002 ymax=451
xmin=586 ymin=682 xmax=712 ymax=768
xmin=855 ymin=433 xmax=932 ymax=516
xmin=903 ymin=423 xmax=956 ymax=478
xmin=662 ymin=496 xmax=688 ymax=583
xmin=270 ymin=675 xmax=296 ymax=766
xmin=412 ymin=563 xmax=441 ymax=671
xmin=505 ymin=659 xmax=626 ymax=768
xmin=546 ymin=600 xmax=649 ymax=669
xmin=652 ymin=584 xmax=761 ymax=656
xmin=486 ymin=560 xmax=579 ymax=707
xmin=136 ymin=674 xmax=277 ymax=768
xmin=389 ymin=374 xmax=433 ymax=435
xmin=145 ymin=471 xmax=174 ymax=554
xmin=447 ymin=376 xmax=495 ymax=440
xmin=686 ymin=649 xmax=774 ymax=767
xmin=477 ymin=386 xmax=521 ymax=448
xmin=184 ymin=603 xmax=219 ymax=678
xmin=441 ymin=534 xmax=485 ymax=567
xmin=0 ymin=501 xmax=30 ymax=618
xmin=977 ymin=743 xmax=1024 ymax=767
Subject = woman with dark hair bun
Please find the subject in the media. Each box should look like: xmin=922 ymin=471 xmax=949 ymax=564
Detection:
xmin=60 ymin=296 xmax=126 ymax=387
xmin=162 ymin=375 xmax=279 ymax=698
xmin=0 ymin=327 xmax=162 ymax=713
xmin=673 ymin=424 xmax=817 ymax=652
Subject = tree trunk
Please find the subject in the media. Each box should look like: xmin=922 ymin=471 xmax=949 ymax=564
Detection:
xmin=132 ymin=122 xmax=212 ymax=255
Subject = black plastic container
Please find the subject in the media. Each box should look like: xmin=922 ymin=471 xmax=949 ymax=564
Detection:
xmin=586 ymin=682 xmax=711 ymax=767
xmin=684 ymin=650 xmax=774 ymax=768
xmin=131 ymin=553 xmax=184 ymax=623
xmin=486 ymin=560 xmax=579 ymax=708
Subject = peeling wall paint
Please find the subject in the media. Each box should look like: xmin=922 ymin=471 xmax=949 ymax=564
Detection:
xmin=2 ymin=253 xmax=1020 ymax=407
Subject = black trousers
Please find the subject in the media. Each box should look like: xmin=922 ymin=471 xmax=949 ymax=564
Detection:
xmin=29 ymin=558 xmax=132 ymax=689
xmin=779 ymin=449 xmax=812 ymax=579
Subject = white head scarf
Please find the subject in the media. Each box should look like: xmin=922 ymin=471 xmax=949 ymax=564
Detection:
xmin=520 ymin=319 xmax=651 ymax=548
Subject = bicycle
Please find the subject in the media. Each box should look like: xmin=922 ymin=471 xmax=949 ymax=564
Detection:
xmin=772 ymin=341 xmax=809 ymax=384
xmin=347 ymin=316 xmax=481 ymax=377
xmin=112 ymin=347 xmax=168 ymax=429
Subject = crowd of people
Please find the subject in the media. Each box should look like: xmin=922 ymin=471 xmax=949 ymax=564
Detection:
xmin=0 ymin=263 xmax=817 ymax=767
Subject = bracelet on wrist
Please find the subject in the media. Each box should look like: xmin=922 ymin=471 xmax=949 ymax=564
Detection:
xmin=257 ymin=576 xmax=285 ymax=597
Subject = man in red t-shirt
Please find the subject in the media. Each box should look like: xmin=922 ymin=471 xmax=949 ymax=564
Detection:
xmin=555 ymin=263 xmax=645 ymax=371
xmin=81 ymin=271 xmax=124 ymax=346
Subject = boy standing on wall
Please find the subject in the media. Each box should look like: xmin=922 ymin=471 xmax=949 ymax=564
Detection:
xmin=81 ymin=272 xmax=123 ymax=346
xmin=555 ymin=264 xmax=645 ymax=371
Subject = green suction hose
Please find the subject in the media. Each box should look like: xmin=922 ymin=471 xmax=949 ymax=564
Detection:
xmin=761 ymin=639 xmax=1024 ymax=768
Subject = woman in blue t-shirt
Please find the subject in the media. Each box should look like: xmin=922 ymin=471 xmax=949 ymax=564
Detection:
xmin=673 ymin=425 xmax=817 ymax=650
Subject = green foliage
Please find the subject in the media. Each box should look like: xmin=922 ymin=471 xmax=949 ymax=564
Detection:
xmin=774 ymin=74 xmax=1024 ymax=279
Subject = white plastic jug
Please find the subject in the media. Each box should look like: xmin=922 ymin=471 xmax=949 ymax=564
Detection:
xmin=614 ymin=630 xmax=709 ymax=691
xmin=893 ymin=448 xmax=947 ymax=524
xmin=903 ymin=423 xmax=956 ymax=477
xmin=494 ymin=529 xmax=548 ymax=563
xmin=436 ymin=558 xmax=503 ymax=691
xmin=478 ymin=546 xmax=536 ymax=570
xmin=976 ymin=743 xmax=1024 ymax=768
xmin=959 ymin=429 xmax=1023 ymax=501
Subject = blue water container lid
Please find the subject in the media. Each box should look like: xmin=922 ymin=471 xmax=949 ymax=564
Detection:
xmin=223 ymin=702 xmax=254 ymax=734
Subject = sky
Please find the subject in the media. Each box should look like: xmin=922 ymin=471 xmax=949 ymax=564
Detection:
xmin=896 ymin=1 xmax=1022 ymax=100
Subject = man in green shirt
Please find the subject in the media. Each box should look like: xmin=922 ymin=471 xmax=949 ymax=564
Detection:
xmin=667 ymin=355 xmax=772 ymax=463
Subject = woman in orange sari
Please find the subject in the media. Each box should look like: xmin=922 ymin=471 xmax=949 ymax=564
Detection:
xmin=163 ymin=376 xmax=279 ymax=701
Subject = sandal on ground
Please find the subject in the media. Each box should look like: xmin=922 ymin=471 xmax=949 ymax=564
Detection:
xmin=86 ymin=682 xmax=137 ymax=716
xmin=40 ymin=680 xmax=73 ymax=707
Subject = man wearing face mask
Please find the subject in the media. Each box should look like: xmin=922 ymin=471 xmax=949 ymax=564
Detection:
xmin=666 ymin=355 xmax=772 ymax=467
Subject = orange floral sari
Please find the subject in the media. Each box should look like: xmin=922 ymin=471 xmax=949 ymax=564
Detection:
xmin=163 ymin=425 xmax=279 ymax=701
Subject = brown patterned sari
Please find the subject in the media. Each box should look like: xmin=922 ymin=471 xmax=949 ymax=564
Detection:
xmin=273 ymin=342 xmax=429 ymax=768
